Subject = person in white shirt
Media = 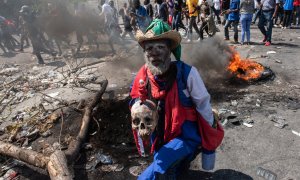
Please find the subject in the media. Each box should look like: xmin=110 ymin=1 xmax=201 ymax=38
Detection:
xmin=99 ymin=0 xmax=114 ymax=25
xmin=213 ymin=0 xmax=221 ymax=23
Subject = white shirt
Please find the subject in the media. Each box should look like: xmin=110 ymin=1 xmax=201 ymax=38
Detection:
xmin=187 ymin=66 xmax=214 ymax=126
xmin=101 ymin=3 xmax=113 ymax=22
xmin=213 ymin=0 xmax=221 ymax=10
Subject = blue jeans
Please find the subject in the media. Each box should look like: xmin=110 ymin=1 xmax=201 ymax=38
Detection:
xmin=138 ymin=121 xmax=216 ymax=180
xmin=258 ymin=9 xmax=274 ymax=42
xmin=295 ymin=6 xmax=300 ymax=25
xmin=172 ymin=11 xmax=182 ymax=31
xmin=224 ymin=20 xmax=239 ymax=41
xmin=240 ymin=14 xmax=253 ymax=43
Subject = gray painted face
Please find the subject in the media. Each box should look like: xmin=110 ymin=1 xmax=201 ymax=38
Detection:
xmin=144 ymin=40 xmax=172 ymax=76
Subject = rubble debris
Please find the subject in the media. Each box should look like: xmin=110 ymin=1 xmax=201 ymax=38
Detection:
xmin=41 ymin=130 xmax=52 ymax=137
xmin=83 ymin=143 xmax=93 ymax=150
xmin=129 ymin=165 xmax=148 ymax=177
xmin=101 ymin=164 xmax=124 ymax=172
xmin=0 ymin=80 xmax=108 ymax=180
xmin=86 ymin=152 xmax=113 ymax=170
xmin=244 ymin=96 xmax=252 ymax=103
xmin=0 ymin=67 xmax=20 ymax=75
xmin=0 ymin=168 xmax=18 ymax=179
xmin=231 ymin=100 xmax=238 ymax=106
xmin=256 ymin=99 xmax=262 ymax=107
xmin=243 ymin=119 xmax=254 ymax=128
xmin=286 ymin=97 xmax=300 ymax=110
xmin=218 ymin=109 xmax=238 ymax=126
xmin=275 ymin=60 xmax=282 ymax=64
xmin=256 ymin=167 xmax=277 ymax=180
xmin=269 ymin=115 xmax=287 ymax=129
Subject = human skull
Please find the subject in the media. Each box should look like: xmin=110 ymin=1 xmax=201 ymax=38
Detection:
xmin=131 ymin=100 xmax=158 ymax=139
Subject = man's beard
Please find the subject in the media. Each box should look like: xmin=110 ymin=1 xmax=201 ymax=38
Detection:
xmin=146 ymin=58 xmax=171 ymax=76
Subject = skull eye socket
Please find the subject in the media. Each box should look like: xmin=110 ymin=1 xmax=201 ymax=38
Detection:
xmin=132 ymin=118 xmax=140 ymax=126
xmin=145 ymin=117 xmax=152 ymax=125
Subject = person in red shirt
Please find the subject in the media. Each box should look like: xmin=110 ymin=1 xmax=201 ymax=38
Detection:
xmin=293 ymin=0 xmax=300 ymax=26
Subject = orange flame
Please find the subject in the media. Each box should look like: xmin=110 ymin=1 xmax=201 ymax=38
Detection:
xmin=227 ymin=48 xmax=264 ymax=81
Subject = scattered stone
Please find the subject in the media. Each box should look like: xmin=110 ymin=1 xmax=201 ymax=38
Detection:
xmin=41 ymin=130 xmax=52 ymax=137
xmin=101 ymin=164 xmax=124 ymax=172
xmin=275 ymin=60 xmax=282 ymax=64
xmin=244 ymin=96 xmax=252 ymax=103
xmin=108 ymin=84 xmax=117 ymax=88
xmin=260 ymin=55 xmax=268 ymax=58
xmin=129 ymin=165 xmax=147 ymax=177
xmin=83 ymin=143 xmax=93 ymax=150
xmin=256 ymin=99 xmax=262 ymax=107
xmin=231 ymin=100 xmax=238 ymax=106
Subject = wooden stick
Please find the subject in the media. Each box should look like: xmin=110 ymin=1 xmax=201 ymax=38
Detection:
xmin=65 ymin=80 xmax=108 ymax=162
xmin=0 ymin=141 xmax=49 ymax=169
xmin=47 ymin=150 xmax=73 ymax=180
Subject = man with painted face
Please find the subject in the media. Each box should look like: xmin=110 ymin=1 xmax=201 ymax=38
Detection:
xmin=129 ymin=19 xmax=224 ymax=179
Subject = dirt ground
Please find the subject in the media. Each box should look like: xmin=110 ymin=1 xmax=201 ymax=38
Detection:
xmin=0 ymin=23 xmax=300 ymax=180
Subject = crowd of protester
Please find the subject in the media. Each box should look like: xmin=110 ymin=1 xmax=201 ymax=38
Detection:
xmin=1 ymin=0 xmax=300 ymax=63
xmin=117 ymin=0 xmax=300 ymax=46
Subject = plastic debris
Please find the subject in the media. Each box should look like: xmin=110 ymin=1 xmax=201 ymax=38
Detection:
xmin=0 ymin=169 xmax=18 ymax=179
xmin=266 ymin=51 xmax=276 ymax=54
xmin=86 ymin=152 xmax=113 ymax=171
xmin=243 ymin=119 xmax=254 ymax=128
xmin=292 ymin=130 xmax=300 ymax=137
xmin=269 ymin=115 xmax=287 ymax=129
xmin=217 ymin=109 xmax=238 ymax=126
xmin=256 ymin=167 xmax=277 ymax=180
xmin=47 ymin=92 xmax=60 ymax=98
xmin=256 ymin=99 xmax=262 ymax=107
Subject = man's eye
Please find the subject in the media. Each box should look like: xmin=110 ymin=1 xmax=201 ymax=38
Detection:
xmin=146 ymin=47 xmax=153 ymax=51
xmin=158 ymin=45 xmax=165 ymax=49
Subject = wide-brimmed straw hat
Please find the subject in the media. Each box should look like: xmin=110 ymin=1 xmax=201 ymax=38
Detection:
xmin=136 ymin=19 xmax=182 ymax=60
